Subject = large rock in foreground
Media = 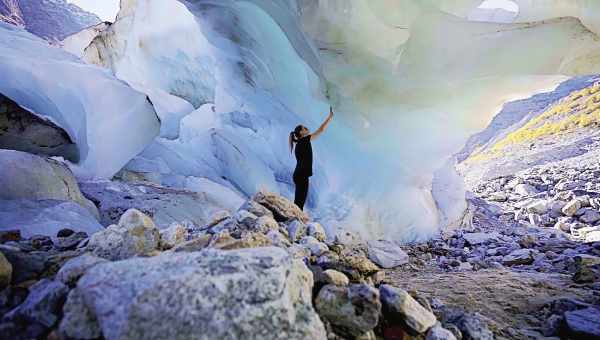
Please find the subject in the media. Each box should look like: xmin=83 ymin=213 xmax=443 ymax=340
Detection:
xmin=61 ymin=247 xmax=326 ymax=340
xmin=0 ymin=150 xmax=98 ymax=219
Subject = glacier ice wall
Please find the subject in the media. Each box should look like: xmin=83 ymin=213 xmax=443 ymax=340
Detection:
xmin=0 ymin=22 xmax=160 ymax=179
xmin=294 ymin=0 xmax=600 ymax=239
xmin=65 ymin=0 xmax=600 ymax=241
xmin=61 ymin=21 xmax=110 ymax=58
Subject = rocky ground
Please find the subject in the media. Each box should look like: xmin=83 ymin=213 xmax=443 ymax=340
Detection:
xmin=388 ymin=146 xmax=600 ymax=339
xmin=0 ymin=190 xmax=463 ymax=340
xmin=0 ymin=147 xmax=599 ymax=339
xmin=1 ymin=185 xmax=598 ymax=339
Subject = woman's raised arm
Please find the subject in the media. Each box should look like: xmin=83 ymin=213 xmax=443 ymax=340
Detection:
xmin=310 ymin=106 xmax=334 ymax=141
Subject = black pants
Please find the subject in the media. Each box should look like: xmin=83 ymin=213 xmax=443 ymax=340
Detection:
xmin=293 ymin=173 xmax=309 ymax=210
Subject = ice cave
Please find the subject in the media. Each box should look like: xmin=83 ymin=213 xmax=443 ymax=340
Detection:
xmin=2 ymin=0 xmax=600 ymax=242
xmin=1 ymin=0 xmax=600 ymax=339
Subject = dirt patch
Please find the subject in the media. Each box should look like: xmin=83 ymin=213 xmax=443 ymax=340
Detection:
xmin=386 ymin=266 xmax=598 ymax=339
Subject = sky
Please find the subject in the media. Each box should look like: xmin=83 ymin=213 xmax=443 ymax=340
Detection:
xmin=69 ymin=0 xmax=519 ymax=22
xmin=478 ymin=0 xmax=519 ymax=12
xmin=68 ymin=0 xmax=120 ymax=21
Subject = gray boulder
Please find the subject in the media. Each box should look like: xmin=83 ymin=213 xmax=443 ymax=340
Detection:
xmin=316 ymin=250 xmax=379 ymax=281
xmin=322 ymin=269 xmax=349 ymax=286
xmin=159 ymin=222 xmax=188 ymax=249
xmin=287 ymin=243 xmax=311 ymax=260
xmin=287 ymin=219 xmax=307 ymax=242
xmin=0 ymin=246 xmax=47 ymax=284
xmin=555 ymin=217 xmax=574 ymax=232
xmin=300 ymin=236 xmax=329 ymax=256
xmin=564 ymin=307 xmax=600 ymax=339
xmin=233 ymin=209 xmax=259 ymax=229
xmin=238 ymin=199 xmax=274 ymax=219
xmin=315 ymin=284 xmax=381 ymax=337
xmin=171 ymin=234 xmax=212 ymax=253
xmin=426 ymin=324 xmax=458 ymax=340
xmin=526 ymin=200 xmax=549 ymax=214
xmin=79 ymin=180 xmax=242 ymax=230
xmin=88 ymin=209 xmax=160 ymax=261
xmin=563 ymin=199 xmax=583 ymax=217
xmin=254 ymin=215 xmax=280 ymax=233
xmin=59 ymin=288 xmax=102 ymax=339
xmin=55 ymin=231 xmax=88 ymax=251
xmin=0 ymin=251 xmax=11 ymax=288
xmin=266 ymin=229 xmax=292 ymax=248
xmin=56 ymin=253 xmax=108 ymax=286
xmin=367 ymin=240 xmax=409 ymax=268
xmin=64 ymin=247 xmax=326 ymax=340
xmin=307 ymin=222 xmax=327 ymax=242
xmin=462 ymin=232 xmax=500 ymax=245
xmin=4 ymin=279 xmax=68 ymax=328
xmin=252 ymin=191 xmax=309 ymax=222
xmin=437 ymin=307 xmax=493 ymax=340
xmin=333 ymin=230 xmax=362 ymax=246
xmin=0 ymin=150 xmax=98 ymax=218
xmin=514 ymin=184 xmax=538 ymax=196
xmin=502 ymin=249 xmax=535 ymax=266
xmin=579 ymin=209 xmax=600 ymax=224
xmin=379 ymin=285 xmax=437 ymax=334
xmin=452 ymin=312 xmax=494 ymax=340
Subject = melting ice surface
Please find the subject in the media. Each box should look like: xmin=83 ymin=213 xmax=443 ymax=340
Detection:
xmin=73 ymin=0 xmax=600 ymax=241
xmin=5 ymin=0 xmax=600 ymax=241
xmin=0 ymin=21 xmax=160 ymax=179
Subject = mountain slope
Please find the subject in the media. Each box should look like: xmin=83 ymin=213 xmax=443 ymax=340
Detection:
xmin=458 ymin=75 xmax=600 ymax=185
xmin=0 ymin=0 xmax=100 ymax=41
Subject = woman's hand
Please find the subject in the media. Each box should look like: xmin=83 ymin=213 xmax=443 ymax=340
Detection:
xmin=311 ymin=106 xmax=334 ymax=141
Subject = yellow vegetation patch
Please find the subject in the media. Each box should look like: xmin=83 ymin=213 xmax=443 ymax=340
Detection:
xmin=467 ymin=82 xmax=600 ymax=163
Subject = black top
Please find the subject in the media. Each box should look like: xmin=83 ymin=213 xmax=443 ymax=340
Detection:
xmin=294 ymin=135 xmax=313 ymax=177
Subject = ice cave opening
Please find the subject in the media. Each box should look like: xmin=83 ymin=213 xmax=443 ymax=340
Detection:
xmin=468 ymin=0 xmax=519 ymax=23
xmin=3 ymin=0 xmax=600 ymax=243
xmin=479 ymin=0 xmax=519 ymax=12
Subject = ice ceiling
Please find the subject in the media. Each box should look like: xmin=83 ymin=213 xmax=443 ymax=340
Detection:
xmin=17 ymin=0 xmax=600 ymax=241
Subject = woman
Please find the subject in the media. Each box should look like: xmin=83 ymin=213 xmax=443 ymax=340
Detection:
xmin=289 ymin=106 xmax=334 ymax=210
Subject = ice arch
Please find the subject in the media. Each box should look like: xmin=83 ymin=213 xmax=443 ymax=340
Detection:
xmin=511 ymin=0 xmax=600 ymax=36
xmin=54 ymin=0 xmax=600 ymax=242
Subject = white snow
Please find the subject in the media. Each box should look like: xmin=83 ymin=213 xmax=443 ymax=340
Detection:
xmin=0 ymin=22 xmax=160 ymax=179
